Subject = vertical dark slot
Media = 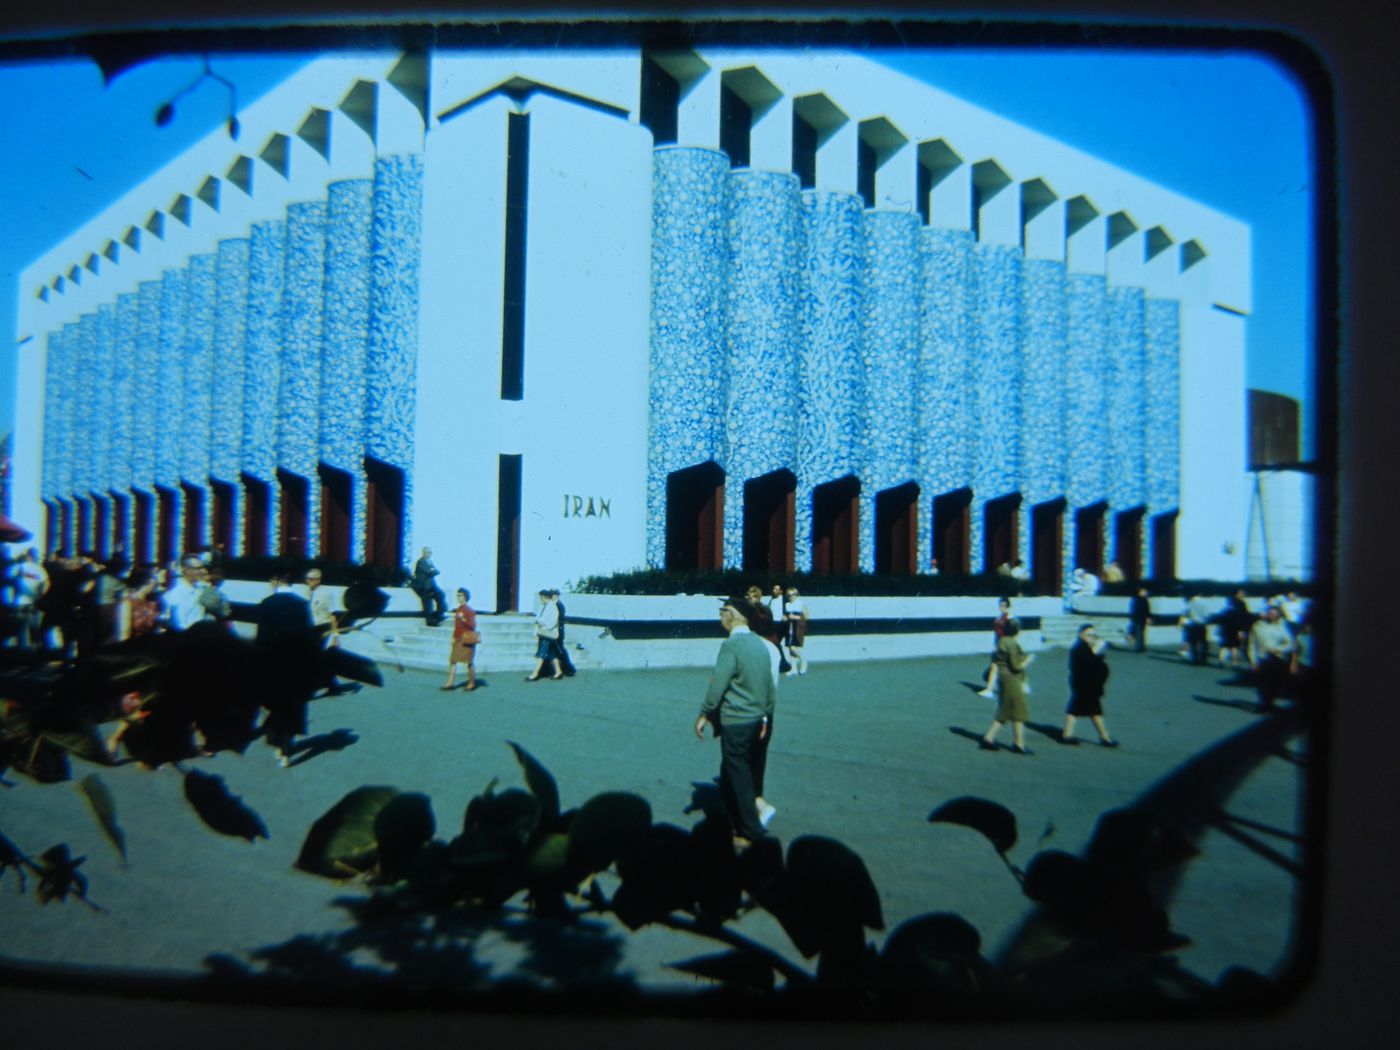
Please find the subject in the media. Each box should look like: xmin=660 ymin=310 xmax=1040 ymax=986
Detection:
xmin=720 ymin=86 xmax=751 ymax=169
xmin=917 ymin=161 xmax=932 ymax=225
xmin=858 ymin=137 xmax=876 ymax=208
xmin=500 ymin=112 xmax=530 ymax=401
xmin=793 ymin=113 xmax=817 ymax=190
xmin=971 ymin=182 xmax=983 ymax=241
xmin=640 ymin=57 xmax=679 ymax=145
xmin=363 ymin=457 xmax=404 ymax=568
xmin=496 ymin=454 xmax=522 ymax=613
xmin=241 ymin=475 xmax=269 ymax=559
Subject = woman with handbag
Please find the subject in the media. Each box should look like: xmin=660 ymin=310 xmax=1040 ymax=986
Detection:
xmin=442 ymin=588 xmax=480 ymax=691
xmin=526 ymin=589 xmax=564 ymax=681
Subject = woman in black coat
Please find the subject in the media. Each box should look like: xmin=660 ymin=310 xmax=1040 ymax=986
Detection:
xmin=1059 ymin=623 xmax=1119 ymax=747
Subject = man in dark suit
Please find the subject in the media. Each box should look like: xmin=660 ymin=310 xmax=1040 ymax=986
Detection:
xmin=1127 ymin=587 xmax=1151 ymax=652
xmin=412 ymin=547 xmax=447 ymax=626
xmin=254 ymin=571 xmax=318 ymax=767
xmin=550 ymin=588 xmax=577 ymax=676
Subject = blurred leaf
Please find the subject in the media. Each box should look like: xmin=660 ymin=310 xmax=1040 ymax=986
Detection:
xmin=296 ymin=785 xmax=400 ymax=878
xmin=325 ymin=646 xmax=382 ymax=687
xmin=928 ymin=796 xmax=1018 ymax=856
xmin=878 ymin=912 xmax=995 ymax=1004
xmin=79 ymin=774 xmax=126 ymax=862
xmin=183 ymin=768 xmax=268 ymax=841
xmin=787 ymin=836 xmax=883 ymax=932
xmin=373 ymin=792 xmax=436 ymax=878
xmin=668 ymin=949 xmax=775 ymax=992
xmin=1085 ymin=808 xmax=1199 ymax=876
xmin=507 ymin=741 xmax=560 ymax=824
xmin=522 ymin=831 xmax=573 ymax=894
xmin=612 ymin=823 xmax=702 ymax=930
xmin=462 ymin=787 xmax=540 ymax=852
xmin=41 ymin=730 xmax=109 ymax=765
xmin=566 ymin=791 xmax=652 ymax=879
xmin=1021 ymin=850 xmax=1090 ymax=909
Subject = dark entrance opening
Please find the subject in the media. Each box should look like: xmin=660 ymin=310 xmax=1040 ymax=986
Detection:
xmin=155 ymin=486 xmax=177 ymax=565
xmin=110 ymin=493 xmax=129 ymax=562
xmin=875 ymin=481 xmax=920 ymax=576
xmin=181 ymin=483 xmax=206 ymax=555
xmin=666 ymin=461 xmax=725 ymax=571
xmin=742 ymin=469 xmax=796 ymax=573
xmin=318 ymin=464 xmax=353 ymax=563
xmin=812 ymin=475 xmax=861 ymax=575
xmin=277 ymin=470 xmax=309 ymax=558
xmin=364 ymin=458 xmax=404 ymax=569
xmin=639 ymin=56 xmax=680 ymax=146
xmin=132 ymin=490 xmax=153 ymax=565
xmin=932 ymin=487 xmax=973 ymax=575
xmin=92 ymin=495 xmax=110 ymax=560
xmin=1114 ymin=506 xmax=1146 ymax=581
xmin=58 ymin=499 xmax=73 ymax=557
xmin=1074 ymin=502 xmax=1107 ymax=576
xmin=1151 ymin=510 xmax=1178 ymax=581
xmin=983 ymin=493 xmax=1022 ymax=574
xmin=241 ymin=475 xmax=270 ymax=559
xmin=1032 ymin=497 xmax=1066 ymax=595
xmin=210 ymin=480 xmax=236 ymax=559
xmin=496 ymin=454 xmax=522 ymax=613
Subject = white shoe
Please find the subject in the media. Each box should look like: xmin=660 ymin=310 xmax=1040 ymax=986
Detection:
xmin=798 ymin=666 xmax=806 ymax=675
xmin=977 ymin=690 xmax=995 ymax=698
xmin=783 ymin=669 xmax=798 ymax=677
xmin=757 ymin=800 xmax=777 ymax=828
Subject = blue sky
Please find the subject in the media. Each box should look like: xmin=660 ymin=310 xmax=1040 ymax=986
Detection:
xmin=0 ymin=44 xmax=1315 ymax=456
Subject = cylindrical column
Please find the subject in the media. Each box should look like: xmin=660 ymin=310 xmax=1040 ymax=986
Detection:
xmin=721 ymin=168 xmax=802 ymax=568
xmin=1107 ymin=286 xmax=1148 ymax=514
xmin=181 ymin=253 xmax=217 ymax=553
xmin=1145 ymin=297 xmax=1182 ymax=575
xmin=1066 ymin=272 xmax=1110 ymax=581
xmin=647 ymin=147 xmax=729 ymax=567
xmin=796 ymin=190 xmax=865 ymax=571
xmin=211 ymin=238 xmax=250 ymax=556
xmin=155 ymin=269 xmax=187 ymax=555
xmin=111 ymin=292 xmax=139 ymax=556
xmin=918 ymin=227 xmax=975 ymax=573
xmin=91 ymin=306 xmax=117 ymax=509
xmin=243 ymin=220 xmax=286 ymax=557
xmin=970 ymin=243 xmax=1023 ymax=569
xmin=279 ymin=200 xmax=327 ymax=555
xmin=1019 ymin=257 xmax=1069 ymax=578
xmin=367 ymin=153 xmax=424 ymax=558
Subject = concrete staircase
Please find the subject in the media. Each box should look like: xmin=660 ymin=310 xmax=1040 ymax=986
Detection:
xmin=1040 ymin=613 xmax=1132 ymax=649
xmin=336 ymin=614 xmax=598 ymax=674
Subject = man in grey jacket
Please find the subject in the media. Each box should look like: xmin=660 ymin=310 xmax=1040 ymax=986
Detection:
xmin=695 ymin=596 xmax=777 ymax=847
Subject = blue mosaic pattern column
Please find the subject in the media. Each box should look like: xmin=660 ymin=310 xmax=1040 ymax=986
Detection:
xmin=323 ymin=178 xmax=374 ymax=561
xmin=132 ymin=282 xmax=162 ymax=497
xmin=244 ymin=220 xmax=286 ymax=555
xmin=861 ymin=210 xmax=922 ymax=573
xmin=75 ymin=314 xmax=100 ymax=503
xmin=918 ymin=228 xmax=975 ymax=572
xmin=1145 ymin=297 xmax=1181 ymax=575
xmin=181 ymin=254 xmax=217 ymax=551
xmin=211 ymin=239 xmax=250 ymax=555
xmin=721 ymin=169 xmax=802 ymax=568
xmin=156 ymin=269 xmax=187 ymax=553
xmin=795 ymin=190 xmax=864 ymax=571
xmin=1020 ymin=258 xmax=1069 ymax=576
xmin=1066 ymin=273 xmax=1110 ymax=579
xmin=368 ymin=154 xmax=424 ymax=555
xmin=1107 ymin=287 xmax=1147 ymax=516
xmin=41 ymin=329 xmax=73 ymax=501
xmin=647 ymin=148 xmax=730 ymax=566
xmin=111 ymin=292 xmax=140 ymax=555
xmin=91 ymin=305 xmax=117 ymax=502
xmin=970 ymin=244 xmax=1023 ymax=568
xmin=280 ymin=200 xmax=327 ymax=554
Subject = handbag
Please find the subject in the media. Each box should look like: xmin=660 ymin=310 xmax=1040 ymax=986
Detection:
xmin=460 ymin=629 xmax=481 ymax=645
xmin=538 ymin=625 xmax=560 ymax=641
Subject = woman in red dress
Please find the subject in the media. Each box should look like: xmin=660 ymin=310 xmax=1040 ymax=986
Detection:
xmin=442 ymin=588 xmax=478 ymax=691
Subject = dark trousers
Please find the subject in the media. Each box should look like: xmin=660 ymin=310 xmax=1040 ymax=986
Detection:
xmin=1254 ymin=656 xmax=1289 ymax=711
xmin=1129 ymin=618 xmax=1148 ymax=652
xmin=1186 ymin=623 xmax=1208 ymax=664
xmin=718 ymin=717 xmax=766 ymax=841
xmin=416 ymin=584 xmax=446 ymax=623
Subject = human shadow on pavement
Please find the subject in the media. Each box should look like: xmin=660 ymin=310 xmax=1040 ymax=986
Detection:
xmin=947 ymin=726 xmax=993 ymax=747
xmin=286 ymin=728 xmax=360 ymax=767
xmin=1191 ymin=694 xmax=1260 ymax=715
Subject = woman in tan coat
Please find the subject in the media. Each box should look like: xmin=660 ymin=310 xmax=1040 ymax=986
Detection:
xmin=979 ymin=618 xmax=1035 ymax=755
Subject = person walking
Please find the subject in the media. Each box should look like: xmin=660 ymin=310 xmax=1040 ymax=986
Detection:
xmin=1126 ymin=587 xmax=1150 ymax=653
xmin=1059 ymin=623 xmax=1119 ymax=747
xmin=442 ymin=588 xmax=479 ymax=691
xmin=978 ymin=618 xmax=1035 ymax=754
xmin=782 ymin=585 xmax=809 ymax=675
xmin=551 ymin=589 xmax=577 ymax=676
xmin=526 ymin=589 xmax=564 ymax=681
xmin=694 ymin=596 xmax=777 ymax=849
xmin=977 ymin=597 xmax=1013 ymax=698
xmin=1248 ymin=602 xmax=1295 ymax=713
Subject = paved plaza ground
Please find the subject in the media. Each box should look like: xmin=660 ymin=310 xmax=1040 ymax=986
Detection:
xmin=0 ymin=639 xmax=1311 ymax=1010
